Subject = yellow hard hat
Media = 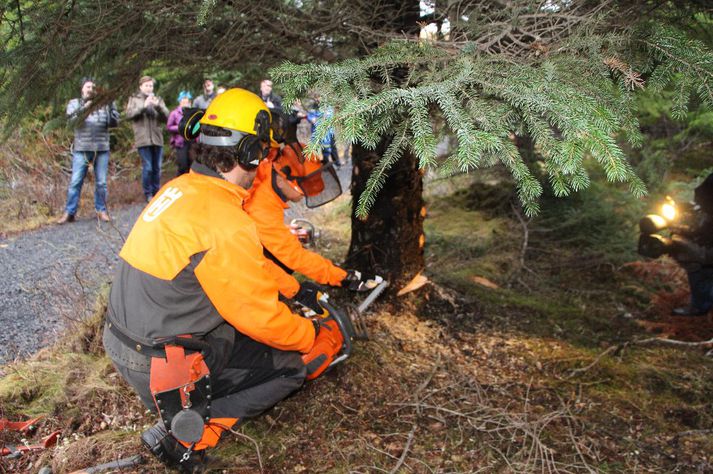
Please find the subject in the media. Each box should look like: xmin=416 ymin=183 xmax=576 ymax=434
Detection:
xmin=199 ymin=88 xmax=277 ymax=146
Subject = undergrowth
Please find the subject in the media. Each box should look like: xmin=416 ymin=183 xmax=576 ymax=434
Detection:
xmin=1 ymin=170 xmax=712 ymax=473
xmin=0 ymin=116 xmax=159 ymax=236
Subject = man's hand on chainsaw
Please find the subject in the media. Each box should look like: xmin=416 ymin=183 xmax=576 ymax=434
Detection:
xmin=302 ymin=316 xmax=344 ymax=380
xmin=293 ymin=281 xmax=325 ymax=315
xmin=341 ymin=270 xmax=384 ymax=292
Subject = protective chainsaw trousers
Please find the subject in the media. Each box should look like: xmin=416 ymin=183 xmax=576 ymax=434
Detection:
xmin=111 ymin=330 xmax=306 ymax=450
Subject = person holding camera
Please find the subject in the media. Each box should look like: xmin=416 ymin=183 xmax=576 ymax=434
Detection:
xmin=126 ymin=76 xmax=169 ymax=202
xmin=669 ymin=173 xmax=713 ymax=317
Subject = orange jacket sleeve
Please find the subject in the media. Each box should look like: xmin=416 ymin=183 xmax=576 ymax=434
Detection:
xmin=245 ymin=170 xmax=348 ymax=286
xmin=194 ymin=226 xmax=315 ymax=353
xmin=263 ymin=258 xmax=300 ymax=298
xmin=253 ymin=203 xmax=347 ymax=286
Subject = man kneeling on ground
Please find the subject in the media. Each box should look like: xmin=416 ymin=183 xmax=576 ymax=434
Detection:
xmin=103 ymin=89 xmax=343 ymax=472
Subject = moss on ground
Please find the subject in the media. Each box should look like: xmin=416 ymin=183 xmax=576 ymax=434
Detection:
xmin=1 ymin=173 xmax=712 ymax=472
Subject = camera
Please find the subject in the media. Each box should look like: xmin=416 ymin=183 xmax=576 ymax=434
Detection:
xmin=638 ymin=197 xmax=699 ymax=258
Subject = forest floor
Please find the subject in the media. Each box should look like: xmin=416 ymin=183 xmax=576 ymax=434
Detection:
xmin=1 ymin=172 xmax=712 ymax=473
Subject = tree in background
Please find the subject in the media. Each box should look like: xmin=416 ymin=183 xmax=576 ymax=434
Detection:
xmin=0 ymin=0 xmax=366 ymax=118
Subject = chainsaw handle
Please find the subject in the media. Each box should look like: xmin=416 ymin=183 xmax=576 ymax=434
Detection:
xmin=330 ymin=309 xmax=353 ymax=363
xmin=315 ymin=297 xmax=353 ymax=366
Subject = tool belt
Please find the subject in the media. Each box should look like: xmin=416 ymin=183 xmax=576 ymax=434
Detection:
xmin=107 ymin=319 xmax=213 ymax=446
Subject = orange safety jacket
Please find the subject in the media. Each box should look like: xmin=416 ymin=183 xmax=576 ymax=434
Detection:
xmin=108 ymin=163 xmax=315 ymax=355
xmin=244 ymin=146 xmax=347 ymax=298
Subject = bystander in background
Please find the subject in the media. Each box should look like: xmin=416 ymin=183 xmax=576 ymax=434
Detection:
xmin=58 ymin=77 xmax=119 ymax=224
xmin=166 ymin=91 xmax=193 ymax=176
xmin=193 ymin=78 xmax=216 ymax=109
xmin=126 ymin=76 xmax=169 ymax=202
xmin=259 ymin=79 xmax=283 ymax=112
xmin=307 ymin=96 xmax=340 ymax=167
xmin=289 ymin=99 xmax=311 ymax=144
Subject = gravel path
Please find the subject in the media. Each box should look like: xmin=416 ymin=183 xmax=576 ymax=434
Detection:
xmin=0 ymin=206 xmax=142 ymax=364
xmin=0 ymin=163 xmax=352 ymax=365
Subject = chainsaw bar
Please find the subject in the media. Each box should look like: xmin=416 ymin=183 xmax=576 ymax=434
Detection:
xmin=345 ymin=303 xmax=370 ymax=340
xmin=345 ymin=279 xmax=390 ymax=341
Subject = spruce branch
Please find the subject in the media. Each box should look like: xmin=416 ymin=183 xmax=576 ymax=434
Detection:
xmin=355 ymin=123 xmax=409 ymax=219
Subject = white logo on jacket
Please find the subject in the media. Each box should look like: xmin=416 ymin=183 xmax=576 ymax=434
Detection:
xmin=143 ymin=187 xmax=183 ymax=222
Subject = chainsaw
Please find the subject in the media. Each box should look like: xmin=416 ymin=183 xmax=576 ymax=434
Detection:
xmin=0 ymin=415 xmax=44 ymax=435
xmin=300 ymin=278 xmax=389 ymax=372
xmin=290 ymin=218 xmax=319 ymax=247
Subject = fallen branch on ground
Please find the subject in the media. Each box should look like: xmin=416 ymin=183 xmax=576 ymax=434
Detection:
xmin=672 ymin=428 xmax=713 ymax=441
xmin=226 ymin=426 xmax=264 ymax=473
xmin=391 ymin=355 xmax=441 ymax=473
xmin=567 ymin=336 xmax=713 ymax=378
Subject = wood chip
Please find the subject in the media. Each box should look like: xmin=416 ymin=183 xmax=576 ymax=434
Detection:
xmin=397 ymin=272 xmax=429 ymax=296
xmin=471 ymin=275 xmax=499 ymax=289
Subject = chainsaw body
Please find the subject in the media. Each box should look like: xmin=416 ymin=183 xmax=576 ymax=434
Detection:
xmin=290 ymin=218 xmax=319 ymax=247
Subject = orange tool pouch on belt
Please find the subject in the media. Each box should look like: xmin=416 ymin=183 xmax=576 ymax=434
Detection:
xmin=149 ymin=338 xmax=213 ymax=448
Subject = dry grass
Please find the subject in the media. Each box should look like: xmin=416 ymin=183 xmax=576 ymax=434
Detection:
xmin=2 ymin=172 xmax=713 ymax=473
xmin=0 ymin=120 xmax=149 ymax=236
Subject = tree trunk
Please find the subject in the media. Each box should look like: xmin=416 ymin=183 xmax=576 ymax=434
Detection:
xmin=346 ymin=138 xmax=425 ymax=288
xmin=343 ymin=0 xmax=424 ymax=289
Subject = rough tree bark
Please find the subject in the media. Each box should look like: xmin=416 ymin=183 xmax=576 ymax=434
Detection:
xmin=346 ymin=141 xmax=426 ymax=287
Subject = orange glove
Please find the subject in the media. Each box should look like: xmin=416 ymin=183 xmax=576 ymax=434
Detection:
xmin=302 ymin=318 xmax=344 ymax=380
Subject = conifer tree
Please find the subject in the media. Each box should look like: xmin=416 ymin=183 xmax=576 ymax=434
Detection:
xmin=1 ymin=0 xmax=713 ymax=285
xmin=272 ymin=0 xmax=713 ymax=284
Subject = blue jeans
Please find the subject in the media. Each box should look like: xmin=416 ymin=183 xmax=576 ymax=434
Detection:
xmin=138 ymin=145 xmax=164 ymax=199
xmin=687 ymin=266 xmax=713 ymax=312
xmin=64 ymin=150 xmax=109 ymax=215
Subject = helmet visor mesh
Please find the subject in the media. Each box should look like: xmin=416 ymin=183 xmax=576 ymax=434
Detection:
xmin=297 ymin=162 xmax=342 ymax=208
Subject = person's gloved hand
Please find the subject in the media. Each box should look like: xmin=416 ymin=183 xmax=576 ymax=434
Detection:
xmin=293 ymin=281 xmax=324 ymax=315
xmin=670 ymin=235 xmax=708 ymax=263
xmin=302 ymin=317 xmax=344 ymax=380
xmin=341 ymin=270 xmax=384 ymax=292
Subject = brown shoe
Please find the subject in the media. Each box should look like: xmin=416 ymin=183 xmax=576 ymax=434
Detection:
xmin=57 ymin=212 xmax=75 ymax=224
xmin=96 ymin=210 xmax=111 ymax=222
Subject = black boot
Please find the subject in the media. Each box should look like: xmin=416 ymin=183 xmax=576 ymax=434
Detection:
xmin=672 ymin=306 xmax=709 ymax=317
xmin=141 ymin=422 xmax=206 ymax=473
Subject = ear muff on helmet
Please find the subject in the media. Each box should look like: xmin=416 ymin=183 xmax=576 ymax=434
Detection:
xmin=179 ymin=108 xmax=205 ymax=141
xmin=236 ymin=134 xmax=268 ymax=169
xmin=254 ymin=110 xmax=271 ymax=144
xmin=269 ymin=110 xmax=288 ymax=145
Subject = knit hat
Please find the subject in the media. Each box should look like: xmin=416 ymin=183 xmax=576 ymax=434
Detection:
xmin=177 ymin=90 xmax=193 ymax=103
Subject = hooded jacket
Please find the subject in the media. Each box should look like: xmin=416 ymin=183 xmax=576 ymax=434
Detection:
xmin=166 ymin=106 xmax=186 ymax=149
